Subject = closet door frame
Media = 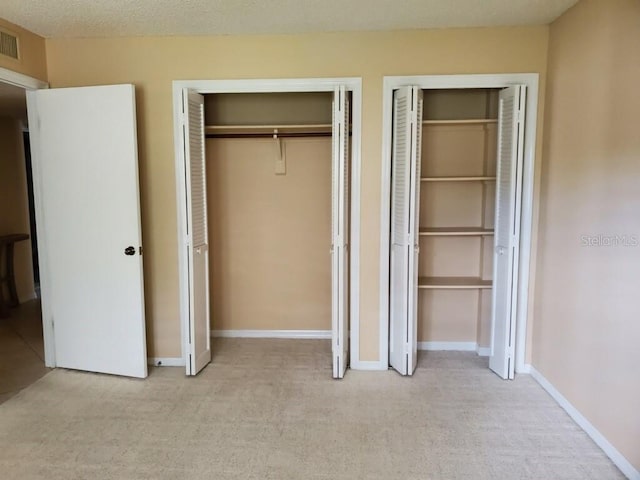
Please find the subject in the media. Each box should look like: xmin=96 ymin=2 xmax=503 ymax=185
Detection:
xmin=172 ymin=77 xmax=363 ymax=370
xmin=378 ymin=74 xmax=540 ymax=374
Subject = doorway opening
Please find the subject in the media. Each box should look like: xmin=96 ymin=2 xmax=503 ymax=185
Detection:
xmin=173 ymin=79 xmax=362 ymax=378
xmin=0 ymin=73 xmax=48 ymax=403
xmin=380 ymin=74 xmax=539 ymax=378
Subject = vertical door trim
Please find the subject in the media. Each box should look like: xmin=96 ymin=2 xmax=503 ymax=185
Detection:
xmin=172 ymin=78 xmax=363 ymax=371
xmin=379 ymin=74 xmax=539 ymax=373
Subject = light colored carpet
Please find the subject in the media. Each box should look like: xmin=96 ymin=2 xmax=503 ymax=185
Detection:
xmin=0 ymin=339 xmax=624 ymax=479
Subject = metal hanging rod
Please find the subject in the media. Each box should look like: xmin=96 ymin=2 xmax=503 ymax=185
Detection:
xmin=204 ymin=124 xmax=351 ymax=139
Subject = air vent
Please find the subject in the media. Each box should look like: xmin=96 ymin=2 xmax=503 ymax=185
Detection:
xmin=0 ymin=30 xmax=19 ymax=60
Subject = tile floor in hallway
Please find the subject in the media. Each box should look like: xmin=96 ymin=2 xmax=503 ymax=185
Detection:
xmin=0 ymin=298 xmax=49 ymax=404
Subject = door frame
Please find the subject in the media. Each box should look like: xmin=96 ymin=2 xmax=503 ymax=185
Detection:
xmin=172 ymin=77 xmax=363 ymax=369
xmin=0 ymin=67 xmax=53 ymax=366
xmin=379 ymin=73 xmax=539 ymax=373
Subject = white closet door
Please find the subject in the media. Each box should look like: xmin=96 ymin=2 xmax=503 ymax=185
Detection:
xmin=490 ymin=85 xmax=526 ymax=380
xmin=26 ymin=85 xmax=147 ymax=378
xmin=389 ymin=86 xmax=423 ymax=376
xmin=183 ymin=90 xmax=211 ymax=376
xmin=331 ymin=85 xmax=350 ymax=379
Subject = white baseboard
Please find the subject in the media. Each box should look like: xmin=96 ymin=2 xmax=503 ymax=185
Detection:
xmin=147 ymin=357 xmax=185 ymax=367
xmin=350 ymin=360 xmax=387 ymax=371
xmin=519 ymin=363 xmax=532 ymax=374
xmin=476 ymin=346 xmax=491 ymax=357
xmin=211 ymin=329 xmax=331 ymax=339
xmin=418 ymin=341 xmax=477 ymax=352
xmin=530 ymin=367 xmax=639 ymax=480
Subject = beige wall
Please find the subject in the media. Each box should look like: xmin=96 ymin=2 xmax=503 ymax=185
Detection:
xmin=0 ymin=18 xmax=47 ymax=81
xmin=44 ymin=26 xmax=549 ymax=359
xmin=418 ymin=121 xmax=497 ymax=346
xmin=0 ymin=117 xmax=34 ymax=301
xmin=208 ymin=137 xmax=332 ymax=331
xmin=533 ymin=0 xmax=640 ymax=471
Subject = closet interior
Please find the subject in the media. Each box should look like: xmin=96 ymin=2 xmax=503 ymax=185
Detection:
xmin=418 ymin=89 xmax=499 ymax=351
xmin=203 ymin=92 xmax=348 ymax=337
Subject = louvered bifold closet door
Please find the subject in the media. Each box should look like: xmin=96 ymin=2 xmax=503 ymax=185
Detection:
xmin=389 ymin=86 xmax=423 ymax=376
xmin=331 ymin=85 xmax=350 ymax=379
xmin=490 ymin=85 xmax=526 ymax=380
xmin=184 ymin=90 xmax=211 ymax=376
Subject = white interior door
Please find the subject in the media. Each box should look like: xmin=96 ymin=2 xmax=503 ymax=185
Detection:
xmin=389 ymin=86 xmax=423 ymax=376
xmin=183 ymin=89 xmax=211 ymax=376
xmin=27 ymin=85 xmax=147 ymax=378
xmin=490 ymin=85 xmax=526 ymax=380
xmin=331 ymin=85 xmax=350 ymax=379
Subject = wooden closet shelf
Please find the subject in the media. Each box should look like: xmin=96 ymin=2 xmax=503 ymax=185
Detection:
xmin=205 ymin=124 xmax=332 ymax=136
xmin=419 ymin=227 xmax=494 ymax=236
xmin=422 ymin=119 xmax=498 ymax=125
xmin=420 ymin=176 xmax=496 ymax=182
xmin=418 ymin=276 xmax=493 ymax=289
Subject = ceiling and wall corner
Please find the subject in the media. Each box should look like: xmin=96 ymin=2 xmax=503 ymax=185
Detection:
xmin=0 ymin=17 xmax=46 ymax=81
xmin=1 ymin=0 xmax=577 ymax=38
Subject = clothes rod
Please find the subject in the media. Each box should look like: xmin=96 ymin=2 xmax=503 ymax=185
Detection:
xmin=206 ymin=132 xmax=351 ymax=139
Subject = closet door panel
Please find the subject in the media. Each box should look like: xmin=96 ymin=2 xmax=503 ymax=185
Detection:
xmin=331 ymin=85 xmax=349 ymax=379
xmin=184 ymin=89 xmax=211 ymax=376
xmin=389 ymin=86 xmax=422 ymax=375
xmin=490 ymin=85 xmax=526 ymax=380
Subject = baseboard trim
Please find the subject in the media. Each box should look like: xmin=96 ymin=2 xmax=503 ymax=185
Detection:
xmin=147 ymin=357 xmax=184 ymax=367
xmin=530 ymin=366 xmax=639 ymax=480
xmin=519 ymin=363 xmax=532 ymax=374
xmin=476 ymin=346 xmax=491 ymax=357
xmin=350 ymin=360 xmax=387 ymax=371
xmin=210 ymin=329 xmax=331 ymax=339
xmin=418 ymin=341 xmax=477 ymax=352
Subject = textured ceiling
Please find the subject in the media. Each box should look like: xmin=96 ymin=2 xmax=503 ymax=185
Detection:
xmin=2 ymin=0 xmax=578 ymax=38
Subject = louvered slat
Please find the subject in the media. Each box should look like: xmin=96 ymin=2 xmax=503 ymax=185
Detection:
xmin=188 ymin=101 xmax=207 ymax=247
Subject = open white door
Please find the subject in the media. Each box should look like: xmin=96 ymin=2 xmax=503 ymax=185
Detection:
xmin=490 ymin=85 xmax=526 ymax=379
xmin=389 ymin=86 xmax=423 ymax=376
xmin=331 ymin=85 xmax=350 ymax=379
xmin=26 ymin=85 xmax=147 ymax=378
xmin=183 ymin=90 xmax=211 ymax=376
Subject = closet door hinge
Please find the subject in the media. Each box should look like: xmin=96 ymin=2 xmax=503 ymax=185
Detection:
xmin=403 ymin=343 xmax=410 ymax=355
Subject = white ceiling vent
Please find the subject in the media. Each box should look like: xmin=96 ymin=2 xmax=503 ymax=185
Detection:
xmin=0 ymin=29 xmax=20 ymax=60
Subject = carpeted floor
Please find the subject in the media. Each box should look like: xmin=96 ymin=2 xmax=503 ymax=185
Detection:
xmin=0 ymin=338 xmax=624 ymax=479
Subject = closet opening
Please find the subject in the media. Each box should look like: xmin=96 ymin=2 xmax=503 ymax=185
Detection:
xmin=174 ymin=80 xmax=361 ymax=379
xmin=381 ymin=75 xmax=539 ymax=379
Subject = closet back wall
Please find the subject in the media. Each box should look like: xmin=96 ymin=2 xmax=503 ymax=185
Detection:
xmin=44 ymin=26 xmax=549 ymax=360
xmin=207 ymin=137 xmax=332 ymax=331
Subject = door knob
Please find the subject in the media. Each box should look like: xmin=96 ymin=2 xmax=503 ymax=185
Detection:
xmin=124 ymin=246 xmax=136 ymax=256
xmin=495 ymin=245 xmax=506 ymax=255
